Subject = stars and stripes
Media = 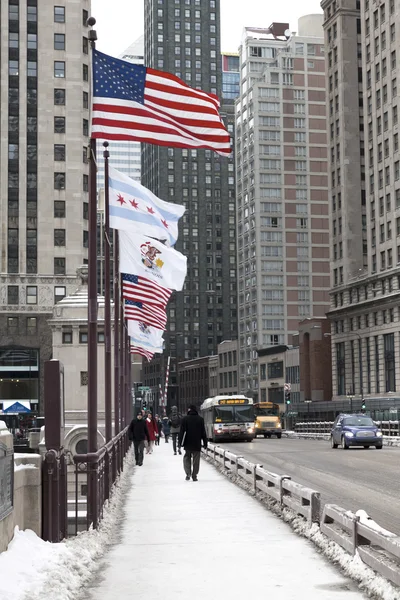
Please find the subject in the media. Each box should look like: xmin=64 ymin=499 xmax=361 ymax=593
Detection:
xmin=91 ymin=49 xmax=232 ymax=156
xmin=122 ymin=273 xmax=172 ymax=309
xmin=124 ymin=299 xmax=167 ymax=331
xmin=130 ymin=346 xmax=154 ymax=362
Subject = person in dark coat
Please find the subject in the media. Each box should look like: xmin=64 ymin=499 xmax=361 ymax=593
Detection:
xmin=128 ymin=412 xmax=150 ymax=466
xmin=162 ymin=416 xmax=170 ymax=443
xmin=178 ymin=404 xmax=207 ymax=481
xmin=169 ymin=406 xmax=182 ymax=456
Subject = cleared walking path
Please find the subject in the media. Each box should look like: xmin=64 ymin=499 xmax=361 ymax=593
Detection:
xmin=85 ymin=442 xmax=367 ymax=600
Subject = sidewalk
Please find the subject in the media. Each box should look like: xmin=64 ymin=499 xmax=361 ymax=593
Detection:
xmin=85 ymin=442 xmax=367 ymax=600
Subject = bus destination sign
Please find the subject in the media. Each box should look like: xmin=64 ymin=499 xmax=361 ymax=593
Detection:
xmin=219 ymin=399 xmax=247 ymax=405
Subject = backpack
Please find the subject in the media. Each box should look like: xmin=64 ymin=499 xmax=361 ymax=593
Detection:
xmin=170 ymin=414 xmax=180 ymax=428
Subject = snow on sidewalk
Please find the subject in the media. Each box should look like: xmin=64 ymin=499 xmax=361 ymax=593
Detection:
xmin=84 ymin=442 xmax=367 ymax=600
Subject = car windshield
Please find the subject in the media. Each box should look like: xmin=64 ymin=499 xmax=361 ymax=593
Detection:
xmin=255 ymin=407 xmax=278 ymax=417
xmin=343 ymin=416 xmax=374 ymax=427
xmin=234 ymin=406 xmax=254 ymax=422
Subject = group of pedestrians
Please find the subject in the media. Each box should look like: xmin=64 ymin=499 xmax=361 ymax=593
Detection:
xmin=128 ymin=404 xmax=208 ymax=481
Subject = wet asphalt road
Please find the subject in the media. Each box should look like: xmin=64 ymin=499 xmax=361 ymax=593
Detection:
xmin=218 ymin=437 xmax=400 ymax=534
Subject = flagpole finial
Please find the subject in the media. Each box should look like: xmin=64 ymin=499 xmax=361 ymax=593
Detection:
xmin=103 ymin=141 xmax=109 ymax=159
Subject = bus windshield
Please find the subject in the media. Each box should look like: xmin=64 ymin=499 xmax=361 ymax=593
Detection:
xmin=214 ymin=405 xmax=254 ymax=423
xmin=255 ymin=405 xmax=279 ymax=417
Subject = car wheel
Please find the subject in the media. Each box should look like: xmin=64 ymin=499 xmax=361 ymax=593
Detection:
xmin=277 ymin=433 xmax=282 ymax=439
xmin=363 ymin=445 xmax=369 ymax=449
xmin=341 ymin=436 xmax=348 ymax=450
xmin=376 ymin=444 xmax=383 ymax=449
xmin=331 ymin=436 xmax=338 ymax=449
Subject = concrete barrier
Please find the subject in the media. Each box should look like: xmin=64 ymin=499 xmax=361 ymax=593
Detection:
xmin=0 ymin=424 xmax=42 ymax=553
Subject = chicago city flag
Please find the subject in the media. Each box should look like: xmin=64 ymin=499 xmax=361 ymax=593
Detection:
xmin=119 ymin=230 xmax=187 ymax=291
xmin=109 ymin=167 xmax=185 ymax=246
xmin=128 ymin=320 xmax=164 ymax=354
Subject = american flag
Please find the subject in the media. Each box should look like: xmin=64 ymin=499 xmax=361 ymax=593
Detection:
xmin=131 ymin=346 xmax=154 ymax=362
xmin=124 ymin=299 xmax=167 ymax=331
xmin=122 ymin=273 xmax=172 ymax=309
xmin=91 ymin=50 xmax=232 ymax=156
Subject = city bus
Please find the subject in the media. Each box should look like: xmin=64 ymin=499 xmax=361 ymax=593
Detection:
xmin=254 ymin=402 xmax=282 ymax=438
xmin=200 ymin=395 xmax=255 ymax=442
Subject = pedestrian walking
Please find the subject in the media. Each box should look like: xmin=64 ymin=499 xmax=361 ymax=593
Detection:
xmin=178 ymin=404 xmax=207 ymax=481
xmin=145 ymin=412 xmax=158 ymax=454
xmin=155 ymin=414 xmax=163 ymax=446
xmin=128 ymin=412 xmax=150 ymax=466
xmin=169 ymin=406 xmax=182 ymax=455
xmin=162 ymin=416 xmax=170 ymax=443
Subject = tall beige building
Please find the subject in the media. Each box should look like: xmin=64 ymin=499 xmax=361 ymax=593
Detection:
xmin=236 ymin=16 xmax=330 ymax=400
xmin=324 ymin=0 xmax=400 ymax=401
xmin=0 ymin=1 xmax=91 ymax=412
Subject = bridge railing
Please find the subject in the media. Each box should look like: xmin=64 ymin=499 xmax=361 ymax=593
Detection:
xmin=294 ymin=420 xmax=400 ymax=436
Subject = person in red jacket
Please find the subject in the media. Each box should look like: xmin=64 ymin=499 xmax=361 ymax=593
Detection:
xmin=145 ymin=412 xmax=158 ymax=454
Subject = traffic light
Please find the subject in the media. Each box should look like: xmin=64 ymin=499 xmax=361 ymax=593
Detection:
xmin=361 ymin=401 xmax=366 ymax=410
xmin=285 ymin=391 xmax=291 ymax=405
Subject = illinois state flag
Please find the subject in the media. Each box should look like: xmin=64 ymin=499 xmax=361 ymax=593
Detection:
xmin=128 ymin=320 xmax=164 ymax=354
xmin=119 ymin=230 xmax=187 ymax=291
xmin=109 ymin=167 xmax=185 ymax=246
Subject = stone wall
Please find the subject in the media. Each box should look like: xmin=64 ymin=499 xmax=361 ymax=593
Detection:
xmin=0 ymin=423 xmax=42 ymax=553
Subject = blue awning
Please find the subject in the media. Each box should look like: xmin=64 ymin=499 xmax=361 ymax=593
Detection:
xmin=2 ymin=401 xmax=31 ymax=414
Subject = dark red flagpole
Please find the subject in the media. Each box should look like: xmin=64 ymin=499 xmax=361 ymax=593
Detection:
xmin=87 ymin=16 xmax=98 ymax=528
xmin=103 ymin=142 xmax=112 ymax=443
xmin=114 ymin=232 xmax=120 ymax=435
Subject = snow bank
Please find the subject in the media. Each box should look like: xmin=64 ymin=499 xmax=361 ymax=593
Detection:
xmin=14 ymin=464 xmax=37 ymax=472
xmin=203 ymin=453 xmax=400 ymax=600
xmin=0 ymin=449 xmax=134 ymax=600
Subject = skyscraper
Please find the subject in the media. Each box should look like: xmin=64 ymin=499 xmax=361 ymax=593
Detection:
xmin=0 ymin=2 xmax=91 ymax=412
xmin=323 ymin=0 xmax=400 ymax=400
xmin=142 ymin=0 xmax=237 ymax=407
xmin=236 ymin=17 xmax=330 ymax=400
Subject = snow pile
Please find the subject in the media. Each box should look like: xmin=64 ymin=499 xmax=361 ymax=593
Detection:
xmin=202 ymin=451 xmax=400 ymax=600
xmin=14 ymin=464 xmax=37 ymax=472
xmin=356 ymin=510 xmax=397 ymax=538
xmin=0 ymin=449 xmax=134 ymax=600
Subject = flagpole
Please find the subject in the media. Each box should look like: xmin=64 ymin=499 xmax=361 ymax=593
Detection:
xmin=113 ymin=231 xmax=120 ymax=435
xmin=119 ymin=297 xmax=125 ymax=428
xmin=103 ymin=142 xmax=112 ymax=443
xmin=87 ymin=16 xmax=98 ymax=528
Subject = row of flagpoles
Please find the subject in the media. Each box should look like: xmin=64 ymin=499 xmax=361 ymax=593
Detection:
xmin=85 ymin=18 xmax=231 ymax=480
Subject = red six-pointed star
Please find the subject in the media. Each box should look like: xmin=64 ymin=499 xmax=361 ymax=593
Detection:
xmin=161 ymin=219 xmax=169 ymax=228
xmin=130 ymin=198 xmax=139 ymax=209
xmin=147 ymin=206 xmax=155 ymax=214
xmin=117 ymin=194 xmax=126 ymax=206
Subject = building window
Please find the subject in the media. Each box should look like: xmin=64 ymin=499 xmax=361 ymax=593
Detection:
xmin=54 ymin=6 xmax=65 ymax=22
xmin=83 ymin=119 xmax=89 ymax=136
xmin=54 ymin=201 xmax=66 ymax=218
xmin=27 ymin=317 xmax=37 ymax=335
xmin=375 ymin=336 xmax=380 ymax=393
xmin=384 ymin=333 xmax=396 ymax=392
xmin=54 ymin=258 xmax=66 ymax=275
xmin=83 ymin=37 xmax=88 ymax=54
xmin=83 ymin=202 xmax=88 ymax=220
xmin=336 ymin=342 xmax=345 ymax=396
xmin=54 ymin=116 xmax=66 ymax=133
xmin=62 ymin=331 xmax=73 ymax=344
xmin=79 ymin=331 xmax=88 ymax=344
xmin=54 ymin=61 xmax=65 ymax=78
xmin=54 ymin=89 xmax=66 ymax=106
xmin=54 ymin=287 xmax=66 ymax=304
xmin=9 ymin=60 xmax=19 ymax=76
xmin=9 ymin=5 xmax=19 ymax=20
xmin=83 ymin=91 xmax=89 ymax=109
xmin=27 ymin=6 xmax=37 ymax=21
xmin=54 ymin=34 xmax=66 ymax=51
xmin=8 ymin=286 xmax=19 ymax=305
xmin=80 ymin=371 xmax=88 ymax=386
xmin=54 ymin=144 xmax=66 ymax=161
xmin=27 ymin=34 xmax=38 ymax=50
xmin=83 ymin=64 xmax=89 ymax=81
xmin=7 ymin=317 xmax=18 ymax=334
xmin=54 ymin=229 xmax=66 ymax=246
xmin=26 ymin=286 xmax=37 ymax=305
xmin=54 ymin=172 xmax=66 ymax=190
xmin=83 ymin=231 xmax=89 ymax=248
xmin=27 ymin=62 xmax=37 ymax=77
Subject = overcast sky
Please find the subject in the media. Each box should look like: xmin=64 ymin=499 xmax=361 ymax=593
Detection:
xmin=92 ymin=0 xmax=323 ymax=57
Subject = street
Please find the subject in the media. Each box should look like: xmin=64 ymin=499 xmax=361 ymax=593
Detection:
xmin=219 ymin=437 xmax=400 ymax=534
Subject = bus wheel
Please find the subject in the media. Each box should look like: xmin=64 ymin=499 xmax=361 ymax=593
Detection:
xmin=276 ymin=433 xmax=282 ymax=439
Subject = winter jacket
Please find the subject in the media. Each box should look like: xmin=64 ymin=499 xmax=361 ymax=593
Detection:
xmin=162 ymin=417 xmax=170 ymax=435
xmin=128 ymin=418 xmax=150 ymax=443
xmin=178 ymin=408 xmax=208 ymax=452
xmin=156 ymin=419 xmax=163 ymax=435
xmin=169 ymin=411 xmax=182 ymax=434
xmin=146 ymin=417 xmax=158 ymax=441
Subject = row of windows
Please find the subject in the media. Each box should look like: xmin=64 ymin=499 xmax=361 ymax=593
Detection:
xmin=54 ymin=172 xmax=88 ymax=191
xmin=7 ymin=284 xmax=67 ymax=306
xmin=62 ymin=331 xmax=105 ymax=344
